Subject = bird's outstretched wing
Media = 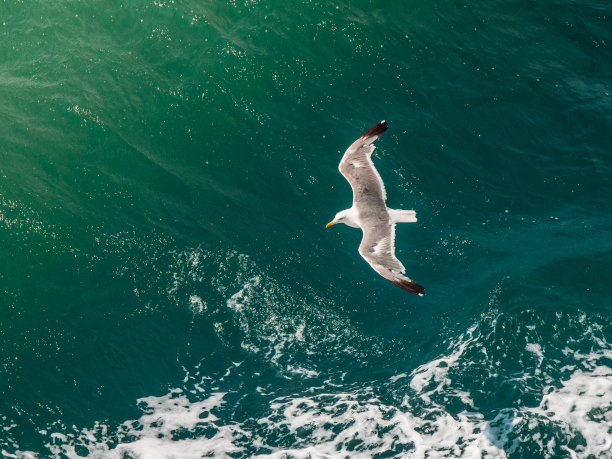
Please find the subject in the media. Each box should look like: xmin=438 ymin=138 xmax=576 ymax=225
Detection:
xmin=339 ymin=120 xmax=388 ymax=208
xmin=358 ymin=222 xmax=425 ymax=296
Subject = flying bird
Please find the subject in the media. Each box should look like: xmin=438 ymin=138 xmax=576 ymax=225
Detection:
xmin=326 ymin=120 xmax=425 ymax=296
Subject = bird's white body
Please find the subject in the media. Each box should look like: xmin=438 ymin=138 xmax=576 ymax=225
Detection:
xmin=332 ymin=208 xmax=417 ymax=228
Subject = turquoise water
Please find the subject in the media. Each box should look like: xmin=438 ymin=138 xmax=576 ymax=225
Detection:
xmin=1 ymin=0 xmax=611 ymax=457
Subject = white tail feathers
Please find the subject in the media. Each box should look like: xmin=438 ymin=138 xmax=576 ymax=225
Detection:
xmin=389 ymin=209 xmax=417 ymax=223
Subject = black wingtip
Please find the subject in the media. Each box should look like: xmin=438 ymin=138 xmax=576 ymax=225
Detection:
xmin=361 ymin=120 xmax=388 ymax=139
xmin=392 ymin=278 xmax=425 ymax=296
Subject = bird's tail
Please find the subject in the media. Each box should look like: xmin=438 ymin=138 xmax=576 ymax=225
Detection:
xmin=389 ymin=209 xmax=417 ymax=223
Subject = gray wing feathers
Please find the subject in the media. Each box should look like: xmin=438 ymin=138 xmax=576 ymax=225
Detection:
xmin=358 ymin=223 xmax=405 ymax=274
xmin=360 ymin=227 xmax=425 ymax=296
xmin=339 ymin=121 xmax=388 ymax=205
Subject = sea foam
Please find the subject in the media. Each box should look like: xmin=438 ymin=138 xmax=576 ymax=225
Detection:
xmin=31 ymin=310 xmax=611 ymax=458
xmin=10 ymin=249 xmax=609 ymax=458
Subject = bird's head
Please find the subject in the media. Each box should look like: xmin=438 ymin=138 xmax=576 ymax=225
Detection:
xmin=326 ymin=209 xmax=350 ymax=228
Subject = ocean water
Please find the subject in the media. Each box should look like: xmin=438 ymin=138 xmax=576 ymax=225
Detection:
xmin=1 ymin=0 xmax=611 ymax=457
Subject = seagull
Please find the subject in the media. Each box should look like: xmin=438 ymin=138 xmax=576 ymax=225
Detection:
xmin=326 ymin=120 xmax=425 ymax=296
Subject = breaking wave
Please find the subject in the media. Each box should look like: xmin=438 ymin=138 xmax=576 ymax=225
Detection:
xmin=4 ymin=248 xmax=609 ymax=458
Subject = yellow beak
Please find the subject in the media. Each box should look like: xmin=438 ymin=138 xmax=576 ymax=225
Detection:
xmin=325 ymin=220 xmax=336 ymax=228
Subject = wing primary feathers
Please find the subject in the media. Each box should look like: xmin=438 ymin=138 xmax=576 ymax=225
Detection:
xmin=360 ymin=120 xmax=388 ymax=140
xmin=391 ymin=278 xmax=425 ymax=296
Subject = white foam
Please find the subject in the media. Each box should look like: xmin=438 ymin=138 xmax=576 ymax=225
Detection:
xmin=45 ymin=391 xmax=245 ymax=459
xmin=23 ymin=339 xmax=611 ymax=459
xmin=1 ymin=450 xmax=36 ymax=459
xmin=531 ymin=366 xmax=612 ymax=457
xmin=390 ymin=372 xmax=407 ymax=382
xmin=7 ymin=249 xmax=610 ymax=458
xmin=256 ymin=390 xmax=504 ymax=458
xmin=409 ymin=324 xmax=478 ymax=406
xmin=188 ymin=295 xmax=206 ymax=314
xmin=526 ymin=342 xmax=544 ymax=374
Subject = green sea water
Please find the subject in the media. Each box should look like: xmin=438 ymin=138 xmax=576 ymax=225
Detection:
xmin=1 ymin=0 xmax=611 ymax=457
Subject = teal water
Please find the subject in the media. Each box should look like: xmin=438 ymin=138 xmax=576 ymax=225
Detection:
xmin=1 ymin=0 xmax=611 ymax=457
